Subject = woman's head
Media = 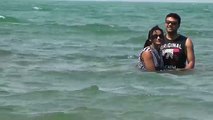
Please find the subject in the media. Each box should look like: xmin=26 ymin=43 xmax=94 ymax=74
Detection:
xmin=144 ymin=25 xmax=164 ymax=48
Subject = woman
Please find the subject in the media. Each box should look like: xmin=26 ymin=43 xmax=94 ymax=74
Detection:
xmin=138 ymin=25 xmax=164 ymax=71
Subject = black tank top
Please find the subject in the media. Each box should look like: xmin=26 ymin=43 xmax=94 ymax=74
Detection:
xmin=161 ymin=35 xmax=187 ymax=69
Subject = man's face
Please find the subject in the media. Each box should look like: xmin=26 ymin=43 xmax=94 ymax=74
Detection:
xmin=165 ymin=17 xmax=179 ymax=33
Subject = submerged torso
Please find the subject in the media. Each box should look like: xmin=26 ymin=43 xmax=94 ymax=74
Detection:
xmin=161 ymin=35 xmax=187 ymax=69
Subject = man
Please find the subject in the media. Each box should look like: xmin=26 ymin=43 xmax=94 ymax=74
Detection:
xmin=161 ymin=13 xmax=195 ymax=70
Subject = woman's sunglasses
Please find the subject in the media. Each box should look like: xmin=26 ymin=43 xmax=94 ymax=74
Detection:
xmin=150 ymin=34 xmax=164 ymax=40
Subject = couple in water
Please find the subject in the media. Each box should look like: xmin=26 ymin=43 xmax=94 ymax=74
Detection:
xmin=138 ymin=13 xmax=195 ymax=72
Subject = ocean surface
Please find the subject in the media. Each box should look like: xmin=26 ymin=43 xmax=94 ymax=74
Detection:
xmin=1 ymin=0 xmax=213 ymax=120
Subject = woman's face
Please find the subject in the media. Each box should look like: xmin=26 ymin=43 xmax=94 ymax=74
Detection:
xmin=151 ymin=30 xmax=164 ymax=45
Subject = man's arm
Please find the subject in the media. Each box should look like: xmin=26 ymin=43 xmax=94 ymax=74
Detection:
xmin=185 ymin=37 xmax=195 ymax=69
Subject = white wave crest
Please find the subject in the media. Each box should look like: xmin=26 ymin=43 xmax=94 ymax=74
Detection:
xmin=0 ymin=15 xmax=5 ymax=19
xmin=33 ymin=6 xmax=42 ymax=10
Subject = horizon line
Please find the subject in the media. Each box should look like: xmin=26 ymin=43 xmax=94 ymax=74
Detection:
xmin=60 ymin=0 xmax=213 ymax=3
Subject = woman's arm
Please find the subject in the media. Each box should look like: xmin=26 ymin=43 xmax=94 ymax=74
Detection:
xmin=141 ymin=51 xmax=156 ymax=71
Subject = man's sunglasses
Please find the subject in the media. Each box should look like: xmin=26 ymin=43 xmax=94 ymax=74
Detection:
xmin=165 ymin=20 xmax=178 ymax=25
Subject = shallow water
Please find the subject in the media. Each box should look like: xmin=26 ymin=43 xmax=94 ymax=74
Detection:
xmin=0 ymin=1 xmax=213 ymax=120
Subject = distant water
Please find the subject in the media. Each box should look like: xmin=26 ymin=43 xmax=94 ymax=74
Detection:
xmin=1 ymin=0 xmax=213 ymax=120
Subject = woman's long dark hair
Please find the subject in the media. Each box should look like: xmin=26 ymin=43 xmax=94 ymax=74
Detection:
xmin=143 ymin=25 xmax=164 ymax=48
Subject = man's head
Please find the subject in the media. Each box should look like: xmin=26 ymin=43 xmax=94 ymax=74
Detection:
xmin=165 ymin=13 xmax=181 ymax=25
xmin=165 ymin=13 xmax=181 ymax=33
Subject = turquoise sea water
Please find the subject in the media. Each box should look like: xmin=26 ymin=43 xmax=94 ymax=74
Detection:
xmin=1 ymin=0 xmax=213 ymax=120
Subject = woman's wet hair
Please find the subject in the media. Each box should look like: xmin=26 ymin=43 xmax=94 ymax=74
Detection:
xmin=143 ymin=25 xmax=164 ymax=48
